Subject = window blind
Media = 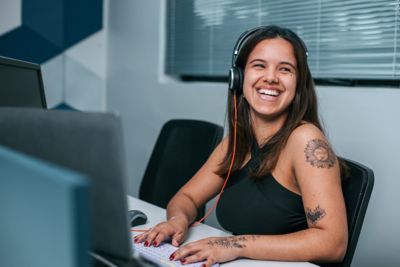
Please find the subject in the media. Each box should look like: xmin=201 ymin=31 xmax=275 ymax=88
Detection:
xmin=166 ymin=0 xmax=400 ymax=80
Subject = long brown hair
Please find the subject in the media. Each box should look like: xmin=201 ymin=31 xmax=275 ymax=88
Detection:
xmin=217 ymin=25 xmax=344 ymax=178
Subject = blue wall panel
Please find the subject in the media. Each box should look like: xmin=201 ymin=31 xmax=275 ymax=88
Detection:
xmin=65 ymin=0 xmax=103 ymax=48
xmin=22 ymin=0 xmax=65 ymax=50
xmin=0 ymin=0 xmax=103 ymax=64
xmin=0 ymin=26 xmax=62 ymax=64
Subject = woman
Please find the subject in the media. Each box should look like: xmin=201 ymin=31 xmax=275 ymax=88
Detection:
xmin=135 ymin=25 xmax=348 ymax=266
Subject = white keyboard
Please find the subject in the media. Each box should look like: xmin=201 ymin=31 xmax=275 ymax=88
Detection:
xmin=133 ymin=242 xmax=219 ymax=267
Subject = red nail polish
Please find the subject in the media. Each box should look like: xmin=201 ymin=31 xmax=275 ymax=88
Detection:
xmin=201 ymin=264 xmax=206 ymax=267
xmin=180 ymin=258 xmax=186 ymax=263
xmin=144 ymin=241 xmax=149 ymax=247
xmin=169 ymin=253 xmax=175 ymax=260
xmin=153 ymin=241 xmax=158 ymax=246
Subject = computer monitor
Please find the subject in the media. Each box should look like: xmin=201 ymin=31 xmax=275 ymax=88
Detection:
xmin=0 ymin=145 xmax=90 ymax=267
xmin=0 ymin=107 xmax=137 ymax=264
xmin=0 ymin=56 xmax=47 ymax=108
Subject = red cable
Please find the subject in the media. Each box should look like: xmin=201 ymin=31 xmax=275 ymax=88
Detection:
xmin=191 ymin=94 xmax=238 ymax=227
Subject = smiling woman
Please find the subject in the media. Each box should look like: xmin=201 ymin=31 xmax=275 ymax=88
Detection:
xmin=135 ymin=25 xmax=349 ymax=267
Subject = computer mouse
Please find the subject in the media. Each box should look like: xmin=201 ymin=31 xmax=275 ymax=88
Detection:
xmin=128 ymin=209 xmax=148 ymax=227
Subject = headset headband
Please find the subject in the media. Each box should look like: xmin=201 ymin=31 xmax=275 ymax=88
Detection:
xmin=231 ymin=26 xmax=267 ymax=67
xmin=231 ymin=26 xmax=308 ymax=68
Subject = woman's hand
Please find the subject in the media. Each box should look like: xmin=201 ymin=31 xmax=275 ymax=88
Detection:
xmin=170 ymin=236 xmax=245 ymax=267
xmin=134 ymin=216 xmax=189 ymax=247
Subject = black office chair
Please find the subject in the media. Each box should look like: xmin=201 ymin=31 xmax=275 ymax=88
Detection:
xmin=139 ymin=119 xmax=224 ymax=219
xmin=323 ymin=158 xmax=374 ymax=267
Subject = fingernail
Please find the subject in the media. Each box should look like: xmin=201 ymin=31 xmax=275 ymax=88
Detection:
xmin=134 ymin=238 xmax=138 ymax=243
xmin=144 ymin=241 xmax=149 ymax=247
xmin=202 ymin=264 xmax=206 ymax=267
xmin=169 ymin=253 xmax=175 ymax=260
xmin=153 ymin=241 xmax=158 ymax=247
xmin=180 ymin=258 xmax=186 ymax=263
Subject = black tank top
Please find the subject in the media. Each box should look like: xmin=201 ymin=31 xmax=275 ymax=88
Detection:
xmin=216 ymin=143 xmax=308 ymax=235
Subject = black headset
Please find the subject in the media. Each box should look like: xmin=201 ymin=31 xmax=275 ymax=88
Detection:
xmin=228 ymin=26 xmax=308 ymax=94
xmin=228 ymin=26 xmax=266 ymax=93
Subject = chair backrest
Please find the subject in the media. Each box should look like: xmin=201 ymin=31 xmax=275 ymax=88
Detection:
xmin=139 ymin=119 xmax=224 ymax=218
xmin=338 ymin=158 xmax=374 ymax=267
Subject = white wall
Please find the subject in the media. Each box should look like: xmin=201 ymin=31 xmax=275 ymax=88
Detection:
xmin=317 ymin=86 xmax=400 ymax=266
xmin=0 ymin=0 xmax=21 ymax=35
xmin=106 ymin=1 xmax=400 ymax=266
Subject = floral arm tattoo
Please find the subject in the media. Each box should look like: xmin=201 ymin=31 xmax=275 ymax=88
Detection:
xmin=207 ymin=235 xmax=261 ymax=249
xmin=306 ymin=205 xmax=326 ymax=225
xmin=304 ymin=138 xmax=336 ymax=168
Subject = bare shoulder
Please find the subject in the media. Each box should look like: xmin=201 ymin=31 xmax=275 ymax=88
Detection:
xmin=288 ymin=123 xmax=325 ymax=143
xmin=286 ymin=123 xmax=337 ymax=169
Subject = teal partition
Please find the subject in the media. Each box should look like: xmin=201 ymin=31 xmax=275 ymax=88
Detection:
xmin=0 ymin=145 xmax=90 ymax=267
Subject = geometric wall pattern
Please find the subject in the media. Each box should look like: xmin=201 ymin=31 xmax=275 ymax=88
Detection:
xmin=0 ymin=0 xmax=106 ymax=111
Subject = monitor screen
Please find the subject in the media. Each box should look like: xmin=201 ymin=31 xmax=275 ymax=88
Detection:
xmin=0 ymin=145 xmax=90 ymax=267
xmin=0 ymin=56 xmax=47 ymax=108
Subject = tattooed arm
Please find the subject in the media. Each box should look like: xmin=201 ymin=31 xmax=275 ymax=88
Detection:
xmin=171 ymin=124 xmax=347 ymax=266
xmin=277 ymin=123 xmax=348 ymax=260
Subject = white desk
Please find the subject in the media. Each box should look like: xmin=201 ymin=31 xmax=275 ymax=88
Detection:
xmin=128 ymin=196 xmax=316 ymax=267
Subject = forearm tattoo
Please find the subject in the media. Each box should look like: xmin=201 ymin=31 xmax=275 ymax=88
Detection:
xmin=306 ymin=205 xmax=326 ymax=224
xmin=250 ymin=235 xmax=261 ymax=241
xmin=207 ymin=236 xmax=248 ymax=249
xmin=304 ymin=138 xmax=336 ymax=168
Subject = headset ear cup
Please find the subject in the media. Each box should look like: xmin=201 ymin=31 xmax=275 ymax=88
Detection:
xmin=228 ymin=67 xmax=243 ymax=93
xmin=236 ymin=67 xmax=243 ymax=93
